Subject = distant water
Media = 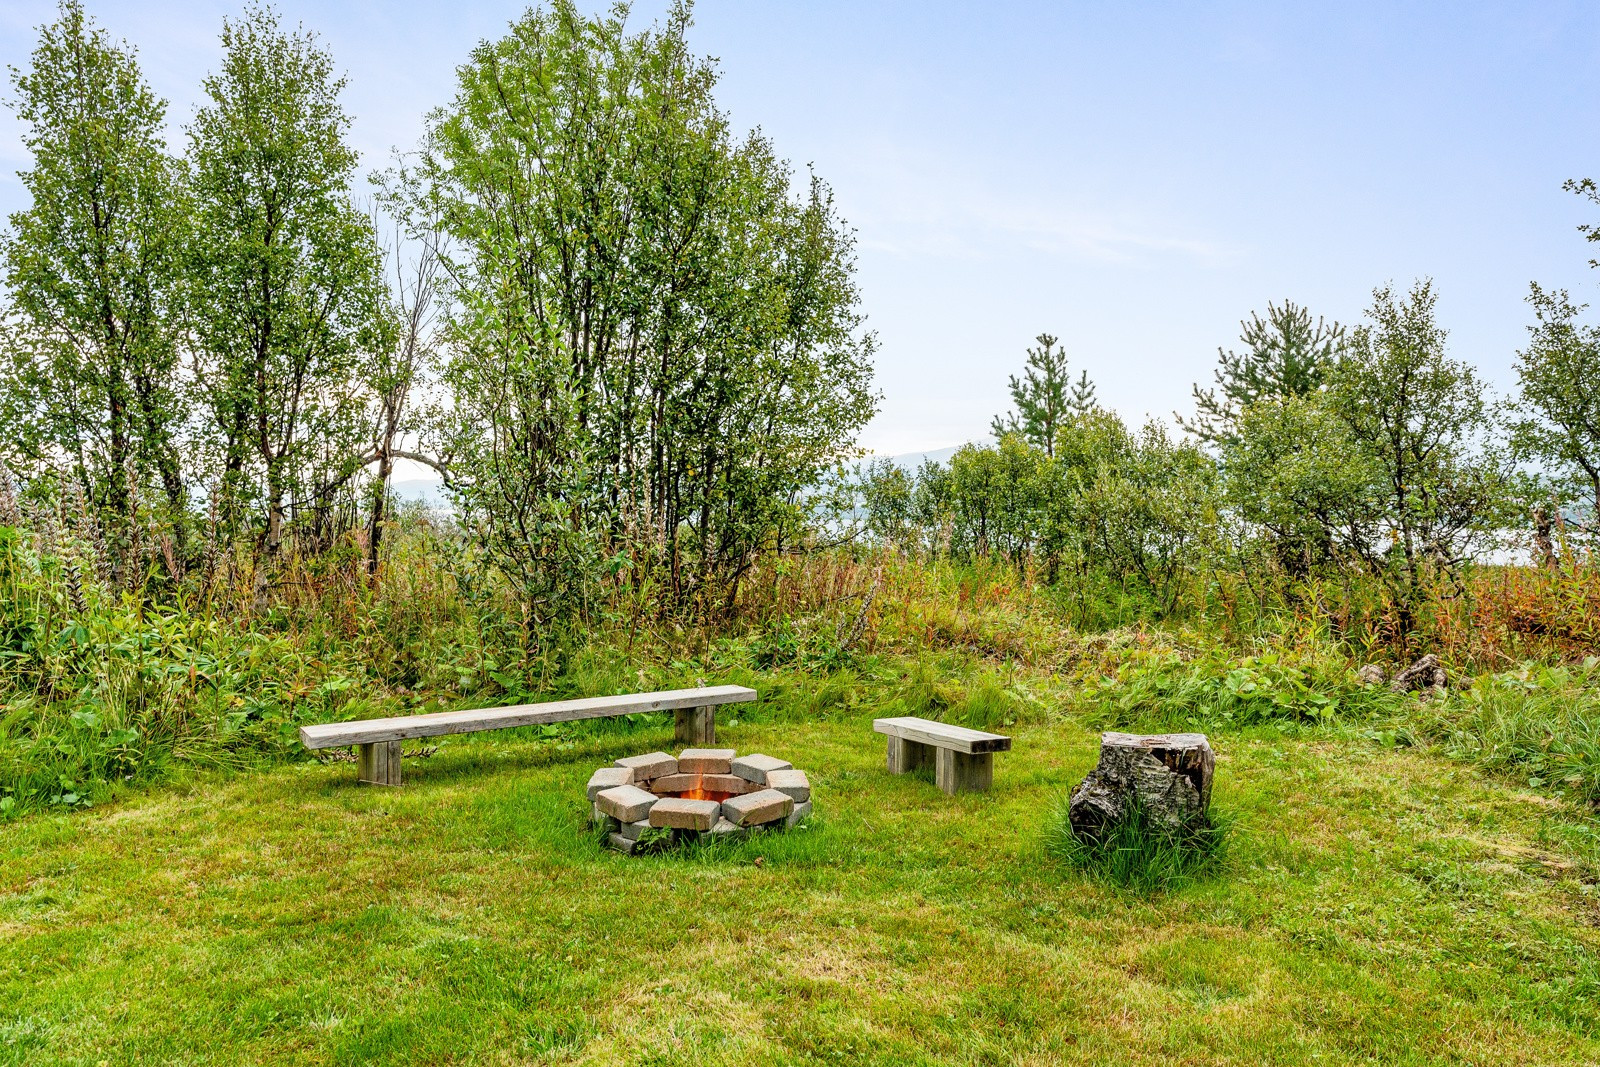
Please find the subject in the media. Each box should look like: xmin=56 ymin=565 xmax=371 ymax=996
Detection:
xmin=390 ymin=477 xmax=450 ymax=509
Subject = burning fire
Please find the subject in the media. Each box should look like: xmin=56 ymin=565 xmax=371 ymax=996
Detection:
xmin=682 ymin=785 xmax=735 ymax=803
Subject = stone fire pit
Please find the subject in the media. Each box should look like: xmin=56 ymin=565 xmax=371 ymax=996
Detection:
xmin=587 ymin=748 xmax=812 ymax=853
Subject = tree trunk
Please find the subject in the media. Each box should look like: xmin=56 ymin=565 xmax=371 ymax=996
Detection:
xmin=1532 ymin=504 xmax=1558 ymax=571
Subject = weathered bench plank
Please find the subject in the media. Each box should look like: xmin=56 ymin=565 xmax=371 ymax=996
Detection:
xmin=301 ymin=685 xmax=756 ymax=750
xmin=873 ymin=716 xmax=1011 ymax=795
xmin=302 ymin=685 xmax=757 ymax=786
xmin=872 ymin=716 xmax=1012 ymax=754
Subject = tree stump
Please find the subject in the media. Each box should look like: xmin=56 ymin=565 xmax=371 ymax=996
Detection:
xmin=1068 ymin=732 xmax=1214 ymax=842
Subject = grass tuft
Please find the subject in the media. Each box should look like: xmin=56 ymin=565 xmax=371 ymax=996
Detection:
xmin=1044 ymin=796 xmax=1231 ymax=893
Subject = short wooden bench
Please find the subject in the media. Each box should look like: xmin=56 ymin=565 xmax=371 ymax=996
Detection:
xmin=300 ymin=685 xmax=758 ymax=786
xmin=873 ymin=716 xmax=1012 ymax=795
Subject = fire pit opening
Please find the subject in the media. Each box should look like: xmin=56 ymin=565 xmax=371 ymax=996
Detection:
xmin=587 ymin=748 xmax=813 ymax=853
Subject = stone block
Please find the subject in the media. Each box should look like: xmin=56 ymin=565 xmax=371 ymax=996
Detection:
xmin=765 ymin=768 xmax=810 ymax=802
xmin=586 ymin=766 xmax=632 ymax=800
xmin=596 ymin=783 xmax=658 ymax=823
xmin=621 ymin=819 xmax=652 ymax=842
xmin=648 ymin=797 xmax=722 ymax=831
xmin=786 ymin=799 xmax=813 ymax=828
xmin=590 ymin=802 xmax=621 ymax=832
xmin=677 ymin=747 xmax=736 ymax=774
xmin=700 ymin=773 xmax=753 ymax=795
xmin=615 ymin=752 xmax=677 ymax=782
xmin=730 ymin=753 xmax=791 ymax=785
xmin=606 ymin=832 xmax=637 ymax=854
xmin=706 ymin=817 xmax=744 ymax=839
xmin=647 ymin=773 xmax=701 ymax=794
xmin=722 ymin=787 xmax=793 ymax=827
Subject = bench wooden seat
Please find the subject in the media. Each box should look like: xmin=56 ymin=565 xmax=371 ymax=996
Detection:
xmin=873 ymin=716 xmax=1012 ymax=795
xmin=301 ymin=684 xmax=757 ymax=786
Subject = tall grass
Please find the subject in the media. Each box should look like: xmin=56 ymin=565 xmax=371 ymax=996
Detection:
xmin=9 ymin=492 xmax=1600 ymax=817
xmin=1406 ymin=661 xmax=1600 ymax=801
xmin=1044 ymin=796 xmax=1231 ymax=893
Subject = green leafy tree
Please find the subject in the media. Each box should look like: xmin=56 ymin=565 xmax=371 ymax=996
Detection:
xmin=1222 ymin=394 xmax=1383 ymax=577
xmin=878 ymin=410 xmax=1218 ymax=616
xmin=396 ymin=0 xmax=875 ymax=631
xmin=1039 ymin=408 xmax=1132 ymax=582
xmin=1182 ymin=300 xmax=1343 ymax=446
xmin=1511 ymin=284 xmax=1600 ymax=532
xmin=1336 ymin=282 xmax=1513 ymax=609
xmin=856 ymin=458 xmax=915 ymax=548
xmin=0 ymin=1 xmax=187 ymax=546
xmin=1083 ymin=421 xmax=1219 ymax=614
xmin=991 ymin=333 xmax=1095 ymax=456
xmin=1223 ymin=284 xmax=1514 ymax=633
xmin=185 ymin=4 xmax=388 ymax=591
xmin=1564 ymin=175 xmax=1600 ymax=268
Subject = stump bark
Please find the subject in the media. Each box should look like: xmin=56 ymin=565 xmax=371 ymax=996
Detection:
xmin=1068 ymin=732 xmax=1214 ymax=842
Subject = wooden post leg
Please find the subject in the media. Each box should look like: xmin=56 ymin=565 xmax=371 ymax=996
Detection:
xmin=357 ymin=740 xmax=403 ymax=786
xmin=886 ymin=735 xmax=932 ymax=774
xmin=935 ymin=749 xmax=992 ymax=795
xmin=674 ymin=706 xmax=716 ymax=746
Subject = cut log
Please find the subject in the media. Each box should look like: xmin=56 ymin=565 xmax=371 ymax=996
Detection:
xmin=1068 ymin=732 xmax=1214 ymax=842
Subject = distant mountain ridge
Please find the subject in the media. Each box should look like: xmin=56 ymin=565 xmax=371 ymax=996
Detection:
xmin=881 ymin=445 xmax=961 ymax=470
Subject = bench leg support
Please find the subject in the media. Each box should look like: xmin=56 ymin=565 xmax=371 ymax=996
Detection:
xmin=674 ymin=705 xmax=716 ymax=746
xmin=886 ymin=735 xmax=933 ymax=775
xmin=358 ymin=740 xmax=403 ymax=787
xmin=936 ymin=749 xmax=992 ymax=795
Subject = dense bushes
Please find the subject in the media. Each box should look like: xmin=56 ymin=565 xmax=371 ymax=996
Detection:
xmin=1 ymin=2 xmax=876 ymax=656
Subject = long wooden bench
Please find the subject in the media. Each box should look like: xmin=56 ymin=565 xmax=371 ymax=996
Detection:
xmin=873 ymin=716 xmax=1012 ymax=795
xmin=300 ymin=685 xmax=758 ymax=786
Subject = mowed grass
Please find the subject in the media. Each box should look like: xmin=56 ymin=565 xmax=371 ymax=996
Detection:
xmin=4 ymin=709 xmax=1600 ymax=1065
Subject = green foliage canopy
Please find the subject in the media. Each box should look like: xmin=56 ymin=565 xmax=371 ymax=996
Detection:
xmin=1183 ymin=300 xmax=1344 ymax=447
xmin=1222 ymin=281 xmax=1515 ymax=621
xmin=397 ymin=0 xmax=877 ymax=627
xmin=1511 ymin=284 xmax=1600 ymax=524
xmin=185 ymin=3 xmax=390 ymax=563
xmin=0 ymin=0 xmax=187 ymax=531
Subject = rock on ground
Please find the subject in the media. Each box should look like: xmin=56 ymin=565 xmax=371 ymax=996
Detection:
xmin=1390 ymin=654 xmax=1447 ymax=697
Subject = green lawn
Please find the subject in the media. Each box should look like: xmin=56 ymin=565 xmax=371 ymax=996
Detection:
xmin=4 ymin=712 xmax=1599 ymax=1065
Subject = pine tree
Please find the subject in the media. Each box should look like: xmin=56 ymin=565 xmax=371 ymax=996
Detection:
xmin=1182 ymin=301 xmax=1344 ymax=447
xmin=992 ymin=333 xmax=1096 ymax=457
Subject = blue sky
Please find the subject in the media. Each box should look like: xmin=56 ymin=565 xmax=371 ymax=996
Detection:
xmin=4 ymin=1 xmax=1600 ymax=454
